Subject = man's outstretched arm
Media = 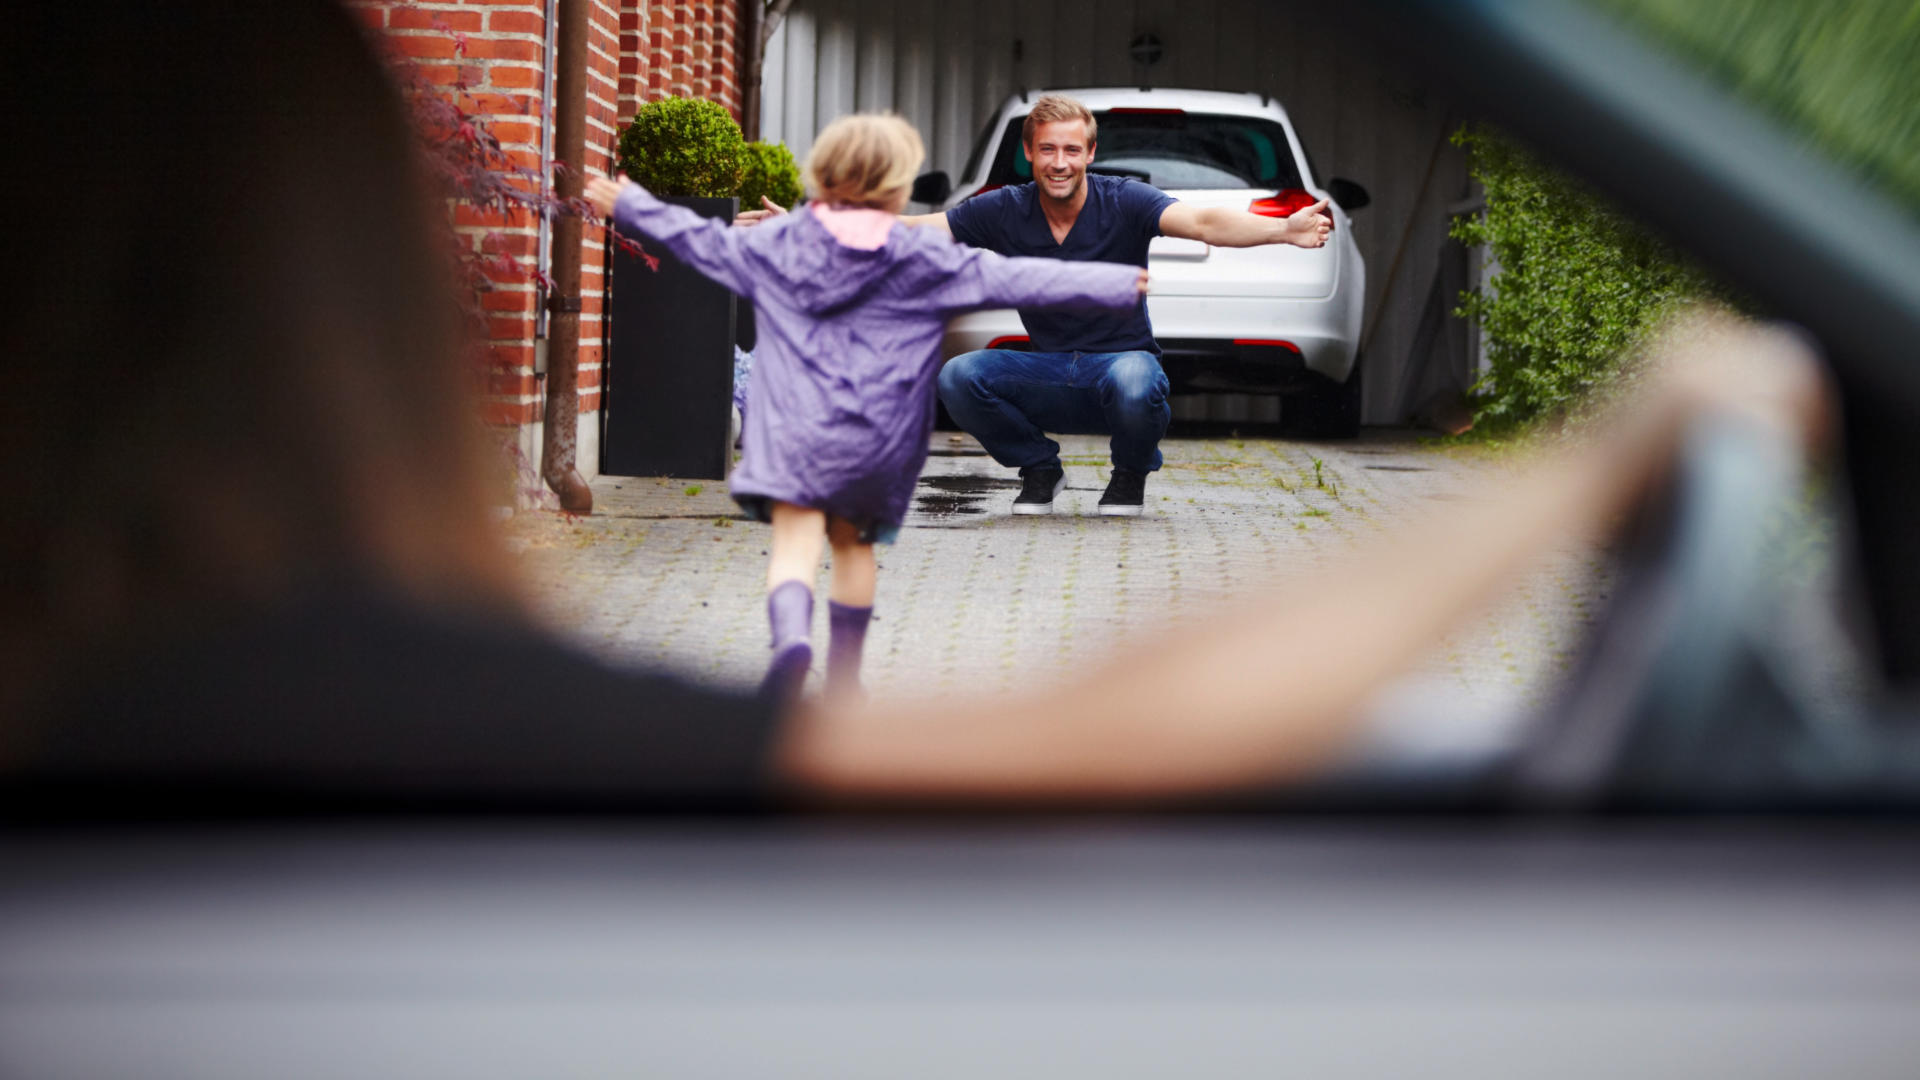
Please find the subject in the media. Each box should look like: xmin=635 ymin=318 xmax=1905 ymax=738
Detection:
xmin=899 ymin=212 xmax=952 ymax=232
xmin=733 ymin=196 xmax=789 ymax=227
xmin=1159 ymin=198 xmax=1333 ymax=249
xmin=732 ymin=200 xmax=954 ymax=235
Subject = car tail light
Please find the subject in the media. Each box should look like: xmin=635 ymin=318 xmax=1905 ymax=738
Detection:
xmin=1248 ymin=188 xmax=1332 ymax=229
xmin=1233 ymin=339 xmax=1302 ymax=352
xmin=987 ymin=336 xmax=1031 ymax=350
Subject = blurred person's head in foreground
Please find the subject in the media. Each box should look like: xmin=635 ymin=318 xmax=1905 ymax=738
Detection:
xmin=2 ymin=1 xmax=515 ymax=717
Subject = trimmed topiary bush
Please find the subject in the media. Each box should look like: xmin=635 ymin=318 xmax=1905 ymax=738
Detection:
xmin=616 ymin=97 xmax=746 ymax=198
xmin=1449 ymin=125 xmax=1730 ymax=431
xmin=737 ymin=140 xmax=803 ymax=211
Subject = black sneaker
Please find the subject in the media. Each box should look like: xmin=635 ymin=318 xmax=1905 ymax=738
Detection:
xmin=1098 ymin=467 xmax=1147 ymax=516
xmin=1012 ymin=464 xmax=1066 ymax=515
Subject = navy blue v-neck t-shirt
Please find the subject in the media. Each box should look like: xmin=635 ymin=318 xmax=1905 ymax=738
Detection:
xmin=946 ymin=174 xmax=1175 ymax=355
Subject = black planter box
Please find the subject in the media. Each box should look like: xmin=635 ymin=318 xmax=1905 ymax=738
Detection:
xmin=602 ymin=194 xmax=739 ymax=479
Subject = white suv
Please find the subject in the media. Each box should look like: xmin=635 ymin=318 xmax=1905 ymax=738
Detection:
xmin=912 ymin=88 xmax=1370 ymax=436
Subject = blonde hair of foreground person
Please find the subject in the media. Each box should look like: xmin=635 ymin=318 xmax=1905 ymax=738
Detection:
xmin=2 ymin=0 xmax=1829 ymax=797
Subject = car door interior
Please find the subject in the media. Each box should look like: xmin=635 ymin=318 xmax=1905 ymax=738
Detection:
xmin=8 ymin=4 xmax=1920 ymax=1076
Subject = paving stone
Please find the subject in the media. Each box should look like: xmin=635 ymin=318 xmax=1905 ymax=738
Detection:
xmin=512 ymin=429 xmax=1608 ymax=749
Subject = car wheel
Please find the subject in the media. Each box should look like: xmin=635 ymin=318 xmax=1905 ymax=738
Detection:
xmin=1282 ymin=351 xmax=1362 ymax=438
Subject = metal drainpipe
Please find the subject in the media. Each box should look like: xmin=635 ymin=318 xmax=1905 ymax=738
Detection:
xmin=540 ymin=0 xmax=592 ymax=512
xmin=535 ymin=0 xmax=558 ymax=341
xmin=743 ymin=2 xmax=795 ymax=143
xmin=741 ymin=0 xmax=762 ymax=139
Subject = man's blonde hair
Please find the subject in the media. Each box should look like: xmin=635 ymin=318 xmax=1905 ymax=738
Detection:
xmin=1021 ymin=94 xmax=1097 ymax=147
xmin=803 ymin=112 xmax=926 ymax=208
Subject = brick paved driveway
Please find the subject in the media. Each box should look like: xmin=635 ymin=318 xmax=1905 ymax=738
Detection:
xmin=514 ymin=429 xmax=1609 ymax=757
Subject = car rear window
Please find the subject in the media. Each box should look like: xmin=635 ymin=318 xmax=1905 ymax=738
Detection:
xmin=959 ymin=115 xmax=1001 ymax=186
xmin=982 ymin=111 xmax=1305 ymax=191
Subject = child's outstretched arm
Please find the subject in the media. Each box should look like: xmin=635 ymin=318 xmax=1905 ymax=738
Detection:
xmin=930 ymin=246 xmax=1148 ymax=316
xmin=586 ymin=175 xmax=759 ymax=298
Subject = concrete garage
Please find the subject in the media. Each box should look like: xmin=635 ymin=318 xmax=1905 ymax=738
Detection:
xmin=757 ymin=0 xmax=1477 ymax=426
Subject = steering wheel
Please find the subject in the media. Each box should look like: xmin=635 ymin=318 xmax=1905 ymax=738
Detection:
xmin=1509 ymin=411 xmax=1890 ymax=808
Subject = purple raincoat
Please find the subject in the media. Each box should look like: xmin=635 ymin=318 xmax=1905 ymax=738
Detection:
xmin=610 ymin=185 xmax=1141 ymax=535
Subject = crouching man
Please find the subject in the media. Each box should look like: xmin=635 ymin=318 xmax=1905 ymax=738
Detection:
xmin=914 ymin=95 xmax=1333 ymax=515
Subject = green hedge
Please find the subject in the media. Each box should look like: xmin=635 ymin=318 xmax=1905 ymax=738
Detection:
xmin=1451 ymin=1 xmax=1918 ymax=434
xmin=737 ymin=141 xmax=803 ymax=211
xmin=1449 ymin=126 xmax=1727 ymax=430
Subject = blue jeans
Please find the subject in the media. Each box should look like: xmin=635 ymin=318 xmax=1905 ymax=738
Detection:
xmin=937 ymin=349 xmax=1171 ymax=474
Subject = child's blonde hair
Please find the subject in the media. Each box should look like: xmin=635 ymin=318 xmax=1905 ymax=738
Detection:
xmin=803 ymin=112 xmax=926 ymax=208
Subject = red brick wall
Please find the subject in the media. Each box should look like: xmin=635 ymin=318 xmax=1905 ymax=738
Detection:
xmin=352 ymin=0 xmax=747 ymax=441
xmin=624 ymin=3 xmax=740 ymax=120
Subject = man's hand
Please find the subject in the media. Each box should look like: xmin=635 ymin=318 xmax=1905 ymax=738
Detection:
xmin=584 ymin=175 xmax=629 ymax=219
xmin=1284 ymin=198 xmax=1333 ymax=249
xmin=899 ymin=212 xmax=954 ymax=233
xmin=734 ymin=195 xmax=789 ymax=228
xmin=1135 ymin=268 xmax=1152 ymax=295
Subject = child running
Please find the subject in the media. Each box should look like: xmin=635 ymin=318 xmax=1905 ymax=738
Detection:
xmin=586 ymin=113 xmax=1146 ymax=702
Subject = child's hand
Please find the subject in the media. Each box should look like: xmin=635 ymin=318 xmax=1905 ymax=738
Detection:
xmin=584 ymin=175 xmax=629 ymax=219
xmin=1135 ymin=268 xmax=1152 ymax=295
xmin=734 ymin=195 xmax=789 ymax=228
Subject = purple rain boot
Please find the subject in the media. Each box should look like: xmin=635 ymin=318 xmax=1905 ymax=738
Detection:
xmin=825 ymin=601 xmax=874 ymax=699
xmin=761 ymin=580 xmax=814 ymax=700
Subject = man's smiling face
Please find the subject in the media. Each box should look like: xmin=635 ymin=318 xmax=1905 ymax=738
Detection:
xmin=1025 ymin=119 xmax=1094 ymax=203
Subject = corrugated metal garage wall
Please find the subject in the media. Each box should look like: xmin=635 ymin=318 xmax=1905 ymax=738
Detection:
xmin=761 ymin=0 xmax=1473 ymax=425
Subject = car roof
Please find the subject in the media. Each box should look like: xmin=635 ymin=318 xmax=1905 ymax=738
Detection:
xmin=993 ymin=87 xmax=1287 ymax=123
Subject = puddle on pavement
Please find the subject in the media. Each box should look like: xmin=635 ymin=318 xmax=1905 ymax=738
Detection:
xmin=921 ymin=475 xmax=1020 ymax=493
xmin=913 ymin=474 xmax=1018 ymax=518
xmin=915 ymin=494 xmax=988 ymax=516
xmin=1363 ymin=464 xmax=1433 ymax=472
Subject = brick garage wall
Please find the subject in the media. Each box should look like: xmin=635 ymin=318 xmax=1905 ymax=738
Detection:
xmin=350 ymin=0 xmax=747 ymax=468
xmin=628 ymin=1 xmax=739 ymax=113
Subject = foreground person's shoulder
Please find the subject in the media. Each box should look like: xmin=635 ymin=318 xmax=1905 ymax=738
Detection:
xmin=20 ymin=584 xmax=785 ymax=813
